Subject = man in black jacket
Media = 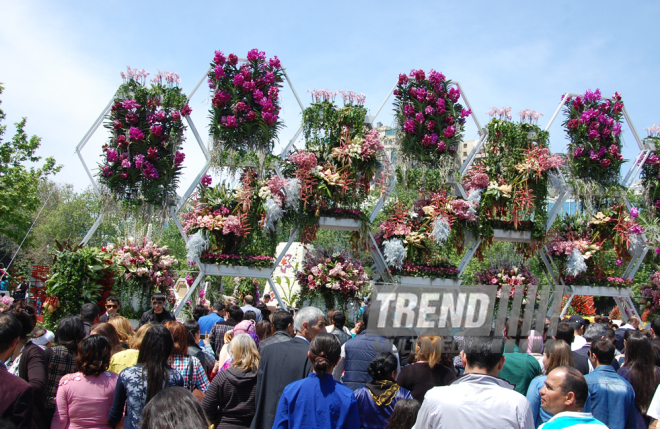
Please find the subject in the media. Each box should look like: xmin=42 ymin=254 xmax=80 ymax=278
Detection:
xmin=138 ymin=293 xmax=175 ymax=327
xmin=258 ymin=309 xmax=294 ymax=351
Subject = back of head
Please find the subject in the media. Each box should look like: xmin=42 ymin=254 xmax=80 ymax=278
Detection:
xmin=544 ymin=340 xmax=574 ymax=374
xmin=583 ymin=323 xmax=606 ymax=343
xmin=606 ymin=328 xmax=616 ymax=342
xmin=463 ymin=335 xmax=504 ymax=372
xmin=652 ymin=317 xmax=660 ymax=338
xmin=555 ymin=366 xmax=589 ymax=409
xmin=256 ymin=303 xmax=271 ymax=320
xmin=107 ymin=316 xmax=134 ymax=342
xmin=555 ymin=323 xmax=575 ymax=345
xmin=309 ymin=333 xmax=341 ymax=375
xmin=244 ymin=295 xmax=254 ymax=305
xmin=293 ymin=306 xmax=324 ymax=333
xmin=273 ymin=309 xmax=293 ymax=332
xmin=164 ymin=321 xmax=188 ymax=355
xmin=183 ymin=320 xmax=200 ymax=336
xmin=9 ymin=302 xmax=37 ymax=339
xmin=0 ymin=313 xmax=22 ymax=353
xmin=244 ymin=311 xmax=257 ymax=321
xmin=55 ymin=316 xmax=86 ymax=354
xmin=228 ymin=305 xmax=244 ymax=322
xmin=415 ymin=336 xmax=443 ymax=369
xmin=367 ymin=352 xmax=398 ymax=382
xmin=332 ymin=312 xmax=346 ymax=330
xmin=327 ymin=309 xmax=337 ymax=323
xmin=90 ymin=323 xmax=122 ymax=354
xmin=212 ymin=301 xmax=225 ymax=313
xmin=76 ymin=335 xmax=111 ymax=376
xmin=363 ymin=306 xmax=371 ymax=329
xmin=255 ymin=320 xmax=273 ymax=341
xmin=192 ymin=305 xmax=207 ymax=322
xmin=590 ymin=339 xmax=615 ymax=365
xmin=230 ymin=333 xmax=260 ymax=372
xmin=129 ymin=324 xmax=153 ymax=350
xmin=140 ymin=386 xmax=209 ymax=429
xmin=386 ymin=399 xmax=421 ymax=429
xmin=138 ymin=325 xmax=175 ymax=403
xmin=80 ymin=303 xmax=100 ymax=322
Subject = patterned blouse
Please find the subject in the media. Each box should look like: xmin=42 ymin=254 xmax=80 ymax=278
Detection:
xmin=167 ymin=354 xmax=210 ymax=392
xmin=107 ymin=364 xmax=183 ymax=429
xmin=45 ymin=346 xmax=77 ymax=411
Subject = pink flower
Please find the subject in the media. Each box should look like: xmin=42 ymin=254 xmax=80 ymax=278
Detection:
xmin=262 ymin=112 xmax=278 ymax=125
xmin=460 ymin=109 xmax=472 ymax=118
xmin=247 ymin=49 xmax=266 ymax=62
xmin=201 ymin=174 xmax=212 ymax=187
xmin=630 ymin=207 xmax=639 ymax=218
xmin=403 ymin=119 xmax=415 ymax=134
xmin=397 ymin=74 xmax=409 ymax=85
xmin=415 ymin=112 xmax=424 ymax=124
xmin=174 ymin=151 xmax=185 ymax=166
xmin=444 ymin=126 xmax=455 ymax=138
xmin=214 ymin=65 xmax=226 ymax=79
xmin=601 ymin=159 xmax=611 ymax=167
xmin=113 ymin=120 xmax=123 ymax=130
xmin=121 ymin=159 xmax=131 ymax=169
xmin=116 ymin=135 xmax=128 ymax=147
xmin=134 ymin=154 xmax=145 ymax=169
xmin=128 ymin=127 xmax=145 ymax=142
xmin=269 ymin=56 xmax=281 ymax=69
xmin=232 ymin=74 xmax=244 ymax=86
xmin=425 ymin=105 xmax=436 ymax=115
xmin=471 ymin=173 xmax=490 ymax=189
xmin=222 ymin=215 xmax=243 ymax=235
xmin=106 ymin=149 xmax=118 ymax=163
xmin=288 ymin=151 xmax=317 ymax=171
xmin=214 ymin=50 xmax=226 ymax=65
xmin=147 ymin=147 xmax=159 ymax=160
xmin=212 ymin=91 xmax=231 ymax=108
xmin=150 ymin=124 xmax=163 ymax=138
xmin=574 ymin=147 xmax=584 ymax=158
xmin=122 ymin=99 xmax=140 ymax=110
xmin=172 ymin=110 xmax=181 ymax=121
xmin=142 ymin=161 xmax=159 ymax=179
xmin=228 ymin=54 xmax=238 ymax=65
xmin=181 ymin=105 xmax=192 ymax=116
xmin=222 ymin=115 xmax=238 ymax=128
xmin=437 ymin=140 xmax=446 ymax=152
xmin=246 ymin=111 xmax=257 ymax=122
xmin=235 ymin=101 xmax=249 ymax=112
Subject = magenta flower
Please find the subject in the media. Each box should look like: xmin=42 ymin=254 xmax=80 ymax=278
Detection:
xmin=128 ymin=127 xmax=145 ymax=142
xmin=264 ymin=71 xmax=275 ymax=84
xmin=113 ymin=120 xmax=123 ymax=130
xmin=122 ymin=99 xmax=141 ymax=110
xmin=269 ymin=56 xmax=281 ymax=69
xmin=426 ymin=120 xmax=435 ymax=131
xmin=125 ymin=113 xmax=138 ymax=124
xmin=630 ymin=207 xmax=639 ymax=218
xmin=460 ymin=109 xmax=472 ymax=118
xmin=247 ymin=49 xmax=266 ymax=61
xmin=106 ymin=149 xmax=118 ymax=163
xmin=121 ymin=159 xmax=131 ymax=169
xmin=201 ymin=174 xmax=212 ymax=187
xmin=181 ymin=105 xmax=192 ymax=116
xmin=134 ymin=154 xmax=145 ymax=169
xmin=150 ymin=124 xmax=163 ymax=138
xmin=410 ymin=69 xmax=426 ymax=82
xmin=143 ymin=161 xmax=159 ymax=179
xmin=147 ymin=147 xmax=159 ymax=160
xmin=612 ymin=123 xmax=622 ymax=136
xmin=222 ymin=115 xmax=238 ymax=128
xmin=212 ymin=91 xmax=231 ymax=108
xmin=235 ymin=101 xmax=248 ymax=112
xmin=214 ymin=50 xmax=226 ymax=65
xmin=425 ymin=105 xmax=436 ymax=115
xmin=447 ymin=87 xmax=460 ymax=103
xmin=228 ymin=54 xmax=238 ymax=65
xmin=574 ymin=147 xmax=584 ymax=158
xmin=415 ymin=112 xmax=424 ymax=124
xmin=242 ymin=81 xmax=256 ymax=92
xmin=403 ymin=119 xmax=415 ymax=134
xmin=174 ymin=151 xmax=185 ymax=166
xmin=601 ymin=159 xmax=611 ymax=167
xmin=116 ymin=135 xmax=128 ymax=147
xmin=262 ymin=112 xmax=278 ymax=125
xmin=268 ymin=86 xmax=279 ymax=99
xmin=437 ymin=140 xmax=446 ymax=152
xmin=444 ymin=126 xmax=455 ymax=138
xmin=397 ymin=74 xmax=409 ymax=85
xmin=121 ymin=172 xmax=128 ymax=179
xmin=246 ymin=111 xmax=257 ymax=122
xmin=232 ymin=74 xmax=244 ymax=86
xmin=214 ymin=65 xmax=226 ymax=79
xmin=172 ymin=110 xmax=181 ymax=121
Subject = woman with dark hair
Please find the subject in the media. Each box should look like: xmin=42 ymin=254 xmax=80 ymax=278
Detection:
xmin=108 ymin=324 xmax=184 ymax=429
xmin=273 ymin=333 xmax=360 ymax=428
xmin=44 ymin=316 xmax=86 ymax=421
xmin=255 ymin=319 xmax=273 ymax=341
xmin=618 ymin=331 xmax=660 ymax=428
xmin=183 ymin=320 xmax=211 ymax=375
xmin=140 ymin=386 xmax=209 ymax=429
xmin=90 ymin=323 xmax=124 ymax=356
xmin=7 ymin=302 xmax=48 ymax=429
xmin=51 ymin=335 xmax=118 ymax=428
xmin=164 ymin=321 xmax=209 ymax=398
xmin=386 ymin=399 xmax=421 ymax=429
xmin=201 ymin=333 xmax=260 ymax=428
xmin=192 ymin=305 xmax=208 ymax=322
xmin=397 ymin=336 xmax=456 ymax=404
xmin=354 ymin=352 xmax=413 ymax=428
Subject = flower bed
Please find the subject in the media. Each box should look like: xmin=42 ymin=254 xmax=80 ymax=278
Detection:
xmin=474 ymin=261 xmax=538 ymax=299
xmin=98 ymin=68 xmax=190 ymax=207
xmin=208 ymin=49 xmax=284 ymax=167
xmin=546 ymin=206 xmax=642 ymax=286
xmin=295 ymin=249 xmax=368 ymax=310
xmin=464 ymin=108 xmax=563 ymax=249
xmin=181 ymin=170 xmax=298 ymax=266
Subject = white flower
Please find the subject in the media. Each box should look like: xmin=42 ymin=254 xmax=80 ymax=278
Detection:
xmin=264 ymin=198 xmax=283 ymax=232
xmin=383 ymin=238 xmax=406 ymax=269
xmin=467 ymin=189 xmax=483 ymax=205
xmin=258 ymin=186 xmax=272 ymax=200
xmin=566 ymin=248 xmax=587 ymax=277
xmin=284 ymin=178 xmax=301 ymax=209
xmin=185 ymin=230 xmax=209 ymax=261
xmin=431 ymin=216 xmax=451 ymax=244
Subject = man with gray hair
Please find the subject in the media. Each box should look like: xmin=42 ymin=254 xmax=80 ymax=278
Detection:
xmin=251 ymin=307 xmax=326 ymax=429
xmin=574 ymin=323 xmax=619 ymax=372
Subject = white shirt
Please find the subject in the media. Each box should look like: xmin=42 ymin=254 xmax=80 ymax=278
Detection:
xmin=647 ymin=384 xmax=660 ymax=420
xmin=572 ymin=335 xmax=587 ymax=351
xmin=413 ymin=373 xmax=534 ymax=429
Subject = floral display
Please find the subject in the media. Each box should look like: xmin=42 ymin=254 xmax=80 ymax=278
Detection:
xmin=393 ymin=69 xmax=470 ymax=175
xmin=546 ymin=206 xmax=643 ymax=287
xmin=376 ymin=192 xmax=477 ymax=279
xmin=44 ymin=242 xmax=116 ymax=328
xmin=464 ymin=108 xmax=563 ymax=249
xmin=98 ymin=67 xmax=190 ymax=207
xmin=638 ymin=271 xmax=660 ymax=321
xmin=281 ymin=89 xmax=386 ymax=240
xmin=231 ymin=277 xmax=261 ymax=302
xmin=561 ymin=295 xmax=597 ymax=316
xmin=207 ymin=49 xmax=284 ymax=166
xmin=295 ymin=249 xmax=368 ymax=310
xmin=111 ymin=239 xmax=178 ymax=292
xmin=563 ymin=89 xmax=625 ymax=189
xmin=474 ymin=261 xmax=538 ymax=299
xmin=0 ymin=295 xmax=14 ymax=312
xmin=181 ymin=169 xmax=298 ymax=266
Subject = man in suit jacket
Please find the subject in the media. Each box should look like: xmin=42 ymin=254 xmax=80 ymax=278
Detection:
xmin=258 ymin=309 xmax=294 ymax=352
xmin=0 ymin=313 xmax=34 ymax=429
xmin=251 ymin=307 xmax=326 ymax=429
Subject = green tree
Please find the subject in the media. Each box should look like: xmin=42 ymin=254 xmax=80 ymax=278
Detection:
xmin=0 ymin=83 xmax=60 ymax=243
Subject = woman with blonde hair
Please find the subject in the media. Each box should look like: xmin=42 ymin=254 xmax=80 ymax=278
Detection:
xmin=108 ymin=323 xmax=153 ymax=374
xmin=107 ymin=315 xmax=134 ymax=345
xmin=396 ymin=336 xmax=457 ymax=403
xmin=201 ymin=333 xmax=260 ymax=428
xmin=526 ymin=339 xmax=575 ymax=427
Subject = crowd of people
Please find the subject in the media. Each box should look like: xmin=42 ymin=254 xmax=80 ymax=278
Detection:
xmin=3 ymin=294 xmax=660 ymax=429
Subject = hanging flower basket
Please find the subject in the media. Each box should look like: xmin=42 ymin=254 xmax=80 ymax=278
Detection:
xmin=98 ymin=68 xmax=190 ymax=208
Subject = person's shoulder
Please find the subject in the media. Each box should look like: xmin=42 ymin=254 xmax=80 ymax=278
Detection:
xmin=0 ymin=367 xmax=32 ymax=391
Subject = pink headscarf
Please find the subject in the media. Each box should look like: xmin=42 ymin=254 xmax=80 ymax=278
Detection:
xmin=233 ymin=320 xmax=256 ymax=335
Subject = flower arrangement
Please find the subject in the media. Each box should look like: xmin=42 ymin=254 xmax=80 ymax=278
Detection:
xmin=393 ymin=69 xmax=470 ymax=176
xmin=98 ymin=67 xmax=190 ymax=207
xmin=377 ymin=191 xmax=477 ymax=279
xmin=464 ymin=108 xmax=563 ymax=249
xmin=0 ymin=295 xmax=14 ymax=312
xmin=207 ymin=49 xmax=284 ymax=167
xmin=281 ymin=89 xmax=385 ymax=240
xmin=639 ymin=271 xmax=660 ymax=321
xmin=44 ymin=242 xmax=116 ymax=328
xmin=561 ymin=295 xmax=597 ymax=316
xmin=563 ymin=89 xmax=625 ymax=189
xmin=546 ymin=206 xmax=642 ymax=287
xmin=295 ymin=249 xmax=369 ymax=310
xmin=474 ymin=261 xmax=538 ymax=299
xmin=231 ymin=277 xmax=261 ymax=302
xmin=181 ymin=169 xmax=298 ymax=267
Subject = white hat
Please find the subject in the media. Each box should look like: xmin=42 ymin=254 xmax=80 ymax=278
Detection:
xmin=32 ymin=330 xmax=55 ymax=346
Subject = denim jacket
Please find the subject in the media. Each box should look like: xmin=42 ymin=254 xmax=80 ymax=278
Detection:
xmin=584 ymin=365 xmax=636 ymax=429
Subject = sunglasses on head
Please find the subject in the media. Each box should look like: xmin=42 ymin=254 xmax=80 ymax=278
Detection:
xmin=106 ymin=304 xmax=118 ymax=309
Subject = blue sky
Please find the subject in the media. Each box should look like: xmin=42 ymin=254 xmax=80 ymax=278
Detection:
xmin=1 ymin=1 xmax=659 ymax=193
